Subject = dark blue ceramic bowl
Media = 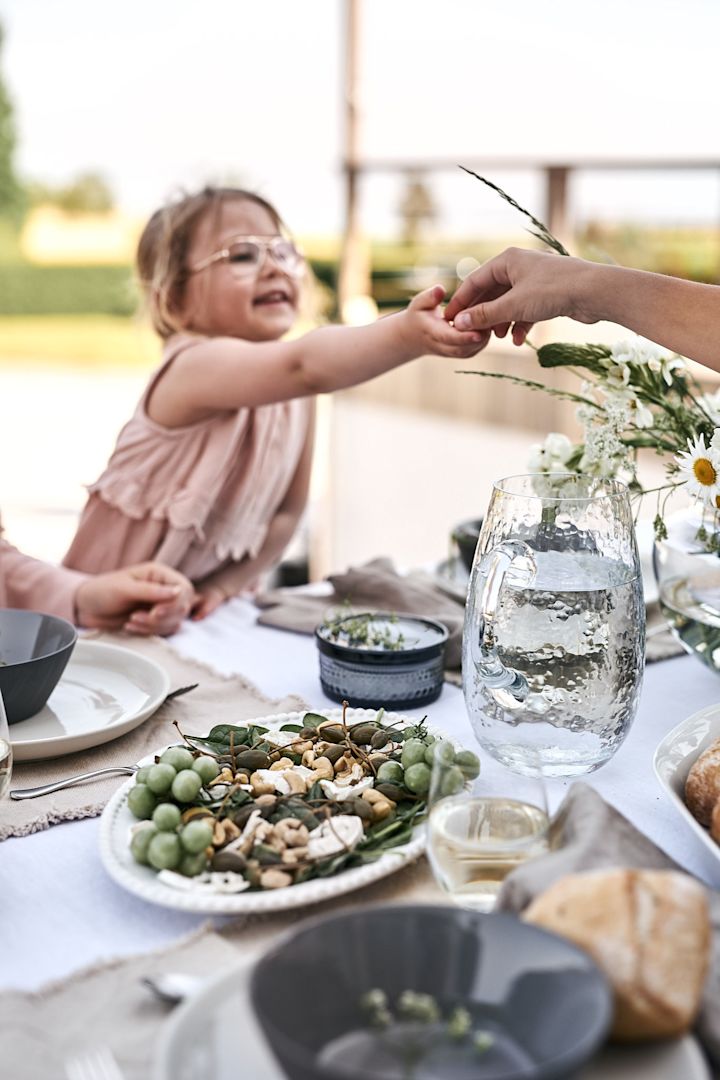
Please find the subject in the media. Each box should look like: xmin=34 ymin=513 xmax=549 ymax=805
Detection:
xmin=452 ymin=518 xmax=484 ymax=573
xmin=0 ymin=609 xmax=77 ymax=724
xmin=250 ymin=904 xmax=612 ymax=1080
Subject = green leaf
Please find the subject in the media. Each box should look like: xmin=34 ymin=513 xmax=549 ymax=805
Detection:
xmin=537 ymin=342 xmax=610 ymax=373
xmin=279 ymin=723 xmax=303 ymax=732
xmin=302 ymin=712 xmax=327 ymax=729
xmin=183 ymin=724 xmax=250 ymax=756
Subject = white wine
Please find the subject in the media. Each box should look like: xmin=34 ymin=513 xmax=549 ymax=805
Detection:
xmin=0 ymin=736 xmax=12 ymax=799
xmin=427 ymin=796 xmax=550 ymax=912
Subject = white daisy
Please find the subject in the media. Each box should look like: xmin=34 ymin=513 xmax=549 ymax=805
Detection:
xmin=676 ymin=434 xmax=720 ymax=505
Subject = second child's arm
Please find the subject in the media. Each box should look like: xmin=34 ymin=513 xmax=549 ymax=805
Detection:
xmin=148 ymin=285 xmax=489 ymax=427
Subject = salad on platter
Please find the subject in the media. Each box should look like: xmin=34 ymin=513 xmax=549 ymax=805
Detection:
xmin=125 ymin=703 xmax=480 ymax=895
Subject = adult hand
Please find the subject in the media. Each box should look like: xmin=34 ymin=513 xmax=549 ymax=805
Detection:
xmin=444 ymin=248 xmax=598 ymax=345
xmin=74 ymin=563 xmax=196 ymax=636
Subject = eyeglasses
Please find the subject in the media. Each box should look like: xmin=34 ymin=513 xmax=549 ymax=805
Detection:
xmin=189 ymin=235 xmax=305 ymax=279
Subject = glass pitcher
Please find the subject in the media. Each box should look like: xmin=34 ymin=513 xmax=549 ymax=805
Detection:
xmin=463 ymin=475 xmax=645 ymax=777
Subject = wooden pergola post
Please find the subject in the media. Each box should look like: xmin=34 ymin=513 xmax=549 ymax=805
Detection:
xmin=545 ymin=165 xmax=572 ymax=250
xmin=337 ymin=0 xmax=371 ymax=321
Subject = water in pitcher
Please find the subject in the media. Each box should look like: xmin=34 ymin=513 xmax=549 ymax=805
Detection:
xmin=464 ymin=549 xmax=645 ymax=776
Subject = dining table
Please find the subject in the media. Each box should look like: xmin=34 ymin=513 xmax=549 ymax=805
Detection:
xmin=3 ymin=591 xmax=720 ymax=1000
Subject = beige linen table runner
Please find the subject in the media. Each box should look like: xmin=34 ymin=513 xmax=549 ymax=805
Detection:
xmin=1 ymin=632 xmax=306 ymax=841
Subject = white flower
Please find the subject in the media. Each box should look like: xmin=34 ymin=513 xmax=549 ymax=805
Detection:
xmin=528 ymin=432 xmax=575 ymax=475
xmin=702 ymin=394 xmax=720 ymax=427
xmin=609 ymin=337 xmax=685 ymax=386
xmin=711 ymin=429 xmax=720 ymax=453
xmin=632 ymin=399 xmax=654 ymax=429
xmin=676 ymin=433 xmax=720 ymax=506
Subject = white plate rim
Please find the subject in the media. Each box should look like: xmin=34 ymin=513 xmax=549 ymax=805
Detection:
xmin=153 ymin=956 xmax=710 ymax=1080
xmin=100 ymin=707 xmax=428 ymax=915
xmin=653 ymin=701 xmax=720 ymax=864
xmin=11 ymin=639 xmax=171 ymax=762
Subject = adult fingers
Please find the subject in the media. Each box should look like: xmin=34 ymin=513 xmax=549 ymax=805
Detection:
xmin=512 ymin=321 xmax=534 ymax=345
xmin=445 ymin=257 xmax=511 ymax=321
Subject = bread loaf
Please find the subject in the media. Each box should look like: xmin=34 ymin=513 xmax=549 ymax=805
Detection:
xmin=685 ymin=737 xmax=720 ymax=826
xmin=523 ymin=868 xmax=710 ymax=1041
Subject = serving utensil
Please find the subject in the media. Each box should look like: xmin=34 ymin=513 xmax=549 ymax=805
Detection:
xmin=9 ymin=765 xmax=137 ymax=800
xmin=141 ymin=972 xmax=205 ymax=1005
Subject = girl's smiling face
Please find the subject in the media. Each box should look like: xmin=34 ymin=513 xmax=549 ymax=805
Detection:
xmin=180 ymin=197 xmax=301 ymax=341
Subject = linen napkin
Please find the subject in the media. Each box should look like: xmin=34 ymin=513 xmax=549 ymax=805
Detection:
xmin=255 ymin=557 xmax=465 ymax=667
xmin=2 ymin=632 xmax=306 ymax=841
xmin=497 ymin=783 xmax=720 ymax=1065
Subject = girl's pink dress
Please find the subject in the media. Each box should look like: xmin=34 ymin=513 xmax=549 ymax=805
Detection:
xmin=63 ymin=335 xmax=313 ymax=582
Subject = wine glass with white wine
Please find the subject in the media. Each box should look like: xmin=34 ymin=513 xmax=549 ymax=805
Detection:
xmin=0 ymin=690 xmax=11 ymax=798
xmin=426 ymin=746 xmax=550 ymax=913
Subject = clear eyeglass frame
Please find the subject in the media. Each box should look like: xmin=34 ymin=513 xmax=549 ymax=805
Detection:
xmin=189 ymin=235 xmax=306 ymax=279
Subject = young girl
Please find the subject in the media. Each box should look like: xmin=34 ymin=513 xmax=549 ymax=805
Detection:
xmin=63 ymin=186 xmax=488 ymax=618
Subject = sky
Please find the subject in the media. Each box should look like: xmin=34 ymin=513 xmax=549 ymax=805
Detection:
xmin=3 ymin=0 xmax=720 ymax=238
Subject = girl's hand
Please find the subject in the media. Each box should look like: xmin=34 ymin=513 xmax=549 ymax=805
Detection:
xmin=75 ymin=563 xmax=196 ymax=636
xmin=191 ymin=584 xmax=229 ymax=621
xmin=402 ymin=284 xmax=492 ymax=358
xmin=444 ymin=248 xmax=599 ymax=345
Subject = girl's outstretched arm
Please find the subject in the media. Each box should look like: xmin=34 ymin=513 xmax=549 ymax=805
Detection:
xmin=148 ymin=285 xmax=489 ymax=427
xmin=444 ymin=247 xmax=720 ymax=369
xmin=190 ymin=406 xmax=316 ymax=619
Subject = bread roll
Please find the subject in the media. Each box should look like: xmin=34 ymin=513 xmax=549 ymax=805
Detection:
xmin=685 ymin=737 xmax=720 ymax=826
xmin=523 ymin=868 xmax=710 ymax=1041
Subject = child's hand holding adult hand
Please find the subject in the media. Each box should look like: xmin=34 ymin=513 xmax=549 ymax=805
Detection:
xmin=404 ymin=283 xmax=492 ymax=358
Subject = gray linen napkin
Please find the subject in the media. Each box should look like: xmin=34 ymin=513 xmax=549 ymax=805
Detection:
xmin=497 ymin=783 xmax=720 ymax=1065
xmin=255 ymin=557 xmax=465 ymax=668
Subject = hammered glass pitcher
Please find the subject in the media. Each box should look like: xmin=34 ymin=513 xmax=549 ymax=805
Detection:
xmin=463 ymin=475 xmax=645 ymax=777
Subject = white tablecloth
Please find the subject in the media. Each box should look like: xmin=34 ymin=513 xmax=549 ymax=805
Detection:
xmin=2 ymin=598 xmax=718 ymax=992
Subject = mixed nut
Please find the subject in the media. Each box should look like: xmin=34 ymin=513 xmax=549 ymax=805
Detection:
xmin=125 ymin=704 xmax=480 ymax=893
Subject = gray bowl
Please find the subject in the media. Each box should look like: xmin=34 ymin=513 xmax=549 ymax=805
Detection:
xmin=0 ymin=609 xmax=77 ymax=724
xmin=250 ymin=904 xmax=613 ymax=1080
xmin=452 ymin=518 xmax=484 ymax=573
xmin=315 ymin=613 xmax=448 ymax=710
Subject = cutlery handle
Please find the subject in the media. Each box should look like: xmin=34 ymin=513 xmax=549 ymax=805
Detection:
xmin=9 ymin=766 xmax=136 ymax=800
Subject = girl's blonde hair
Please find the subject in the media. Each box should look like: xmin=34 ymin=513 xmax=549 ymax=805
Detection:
xmin=137 ymin=186 xmax=285 ymax=339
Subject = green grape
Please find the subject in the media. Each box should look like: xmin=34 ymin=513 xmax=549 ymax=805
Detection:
xmin=180 ymin=819 xmax=214 ymax=854
xmin=171 ymin=769 xmax=203 ymax=803
xmin=192 ymin=755 xmax=220 ymax=784
xmin=127 ymin=783 xmax=156 ymax=820
xmin=179 ymin=852 xmax=208 ymax=877
xmin=401 ymin=739 xmax=427 ymax=769
xmin=135 ymin=766 xmax=153 ymax=784
xmin=404 ymin=762 xmax=431 ymax=795
xmin=426 ymin=740 xmax=454 ymax=767
xmin=160 ymin=746 xmax=195 ymax=772
xmin=376 ymin=761 xmax=404 ymax=784
xmin=130 ymin=823 xmax=157 ymax=865
xmin=152 ymin=803 xmax=182 ymax=832
xmin=147 ymin=831 xmax=182 ymax=871
xmin=440 ymin=765 xmax=465 ymax=797
xmin=454 ymin=750 xmax=481 ymax=780
xmin=146 ymin=763 xmax=177 ymax=795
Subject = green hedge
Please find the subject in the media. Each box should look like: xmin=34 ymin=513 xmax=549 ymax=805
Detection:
xmin=0 ymin=264 xmax=137 ymax=315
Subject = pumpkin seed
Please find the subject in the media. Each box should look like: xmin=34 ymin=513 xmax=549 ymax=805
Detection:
xmin=349 ymin=723 xmax=379 ymax=745
xmin=236 ymin=749 xmax=272 ymax=770
xmin=375 ymin=782 xmax=405 ymax=801
xmin=322 ymin=726 xmax=346 ymax=744
xmin=371 ymin=729 xmax=391 ymax=749
xmin=211 ymin=850 xmax=247 ymax=873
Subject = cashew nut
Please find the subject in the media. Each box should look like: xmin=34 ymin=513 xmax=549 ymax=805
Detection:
xmin=270 ymin=756 xmax=294 ymax=772
xmin=250 ymin=771 xmax=276 ymax=796
xmin=259 ymin=868 xmax=293 ymax=889
xmin=310 ymin=756 xmax=334 ymax=781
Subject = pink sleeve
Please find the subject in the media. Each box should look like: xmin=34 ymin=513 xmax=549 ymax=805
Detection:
xmin=0 ymin=539 xmax=88 ymax=622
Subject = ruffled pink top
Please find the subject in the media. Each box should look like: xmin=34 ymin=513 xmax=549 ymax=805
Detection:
xmin=63 ymin=334 xmax=312 ymax=582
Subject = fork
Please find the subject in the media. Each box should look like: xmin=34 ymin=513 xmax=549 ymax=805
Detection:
xmin=9 ymin=765 xmax=138 ymax=800
xmin=64 ymin=1046 xmax=125 ymax=1080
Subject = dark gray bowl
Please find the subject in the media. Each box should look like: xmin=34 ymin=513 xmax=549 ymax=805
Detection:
xmin=0 ymin=609 xmax=77 ymax=724
xmin=250 ymin=904 xmax=612 ymax=1080
xmin=452 ymin=518 xmax=483 ymax=573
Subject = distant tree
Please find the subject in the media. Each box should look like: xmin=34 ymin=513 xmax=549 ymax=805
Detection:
xmin=398 ymin=170 xmax=437 ymax=247
xmin=27 ymin=171 xmax=115 ymax=214
xmin=0 ymin=24 xmax=25 ymax=223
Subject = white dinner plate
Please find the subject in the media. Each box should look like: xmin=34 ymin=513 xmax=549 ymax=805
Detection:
xmin=653 ymin=702 xmax=720 ymax=864
xmin=10 ymin=639 xmax=170 ymax=762
xmin=153 ymin=958 xmax=710 ymax=1080
xmin=100 ymin=707 xmax=427 ymax=916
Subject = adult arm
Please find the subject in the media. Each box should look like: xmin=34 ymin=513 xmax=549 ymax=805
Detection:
xmin=444 ymin=248 xmax=720 ymax=370
xmin=191 ymin=406 xmax=317 ymax=619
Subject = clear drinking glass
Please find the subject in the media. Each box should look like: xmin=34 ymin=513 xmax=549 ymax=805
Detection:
xmin=426 ymin=749 xmax=550 ymax=913
xmin=463 ymin=474 xmax=645 ymax=777
xmin=0 ymin=689 xmax=11 ymax=798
